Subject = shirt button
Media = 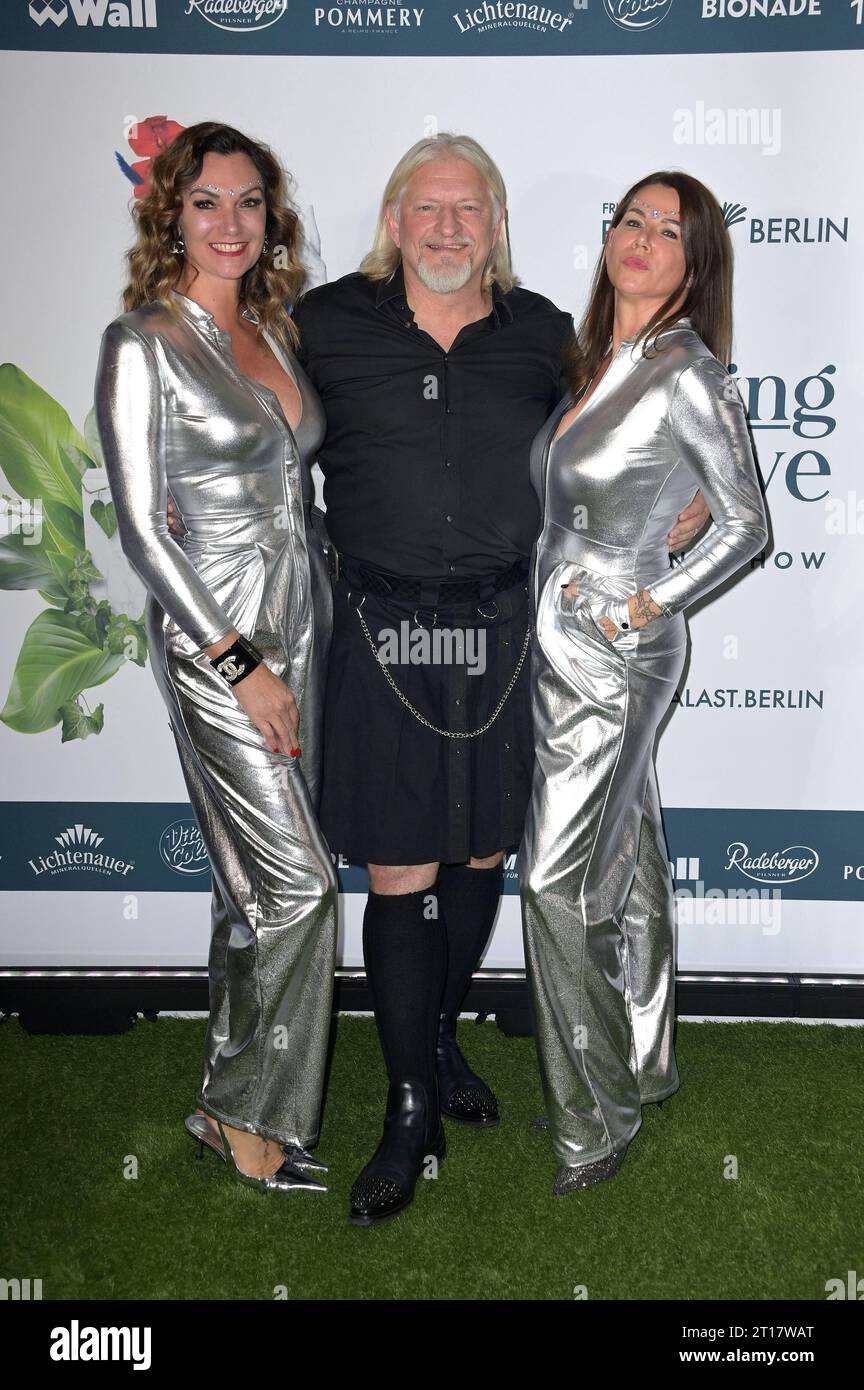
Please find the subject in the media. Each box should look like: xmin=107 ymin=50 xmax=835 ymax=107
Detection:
xmin=449 ymin=564 xmax=456 ymax=574
xmin=455 ymin=698 xmax=461 ymax=707
xmin=444 ymin=460 xmax=452 ymax=468
xmin=445 ymin=514 xmax=453 ymax=523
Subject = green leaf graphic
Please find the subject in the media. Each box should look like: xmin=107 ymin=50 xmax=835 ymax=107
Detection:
xmin=106 ymin=613 xmax=148 ymax=666
xmin=0 ymin=364 xmax=92 ymax=515
xmin=42 ymin=498 xmax=84 ymax=556
xmin=90 ymin=498 xmax=118 ymax=539
xmin=1 ymin=369 xmax=146 ymax=741
xmin=77 ymin=599 xmax=112 ymax=649
xmin=58 ymin=442 xmax=96 ymax=481
xmin=0 ymin=609 xmax=124 ymax=733
xmin=60 ymin=699 xmax=105 ymax=743
xmin=44 ymin=549 xmax=76 ymax=595
xmin=0 ymin=531 xmax=67 ymax=596
xmin=82 ymin=407 xmax=104 ymax=467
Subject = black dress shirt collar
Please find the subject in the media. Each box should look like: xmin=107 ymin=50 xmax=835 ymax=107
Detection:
xmin=373 ymin=261 xmax=515 ymax=328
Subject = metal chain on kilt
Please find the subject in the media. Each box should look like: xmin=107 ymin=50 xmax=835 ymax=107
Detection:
xmin=352 ymin=602 xmax=532 ymax=739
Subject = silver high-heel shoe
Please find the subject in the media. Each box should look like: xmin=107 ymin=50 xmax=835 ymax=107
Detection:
xmin=185 ymin=1113 xmax=328 ymax=1171
xmin=184 ymin=1114 xmax=327 ymax=1193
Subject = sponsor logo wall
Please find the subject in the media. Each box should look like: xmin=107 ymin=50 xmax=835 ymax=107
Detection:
xmin=9 ymin=0 xmax=862 ymax=53
xmin=0 ymin=7 xmax=861 ymax=973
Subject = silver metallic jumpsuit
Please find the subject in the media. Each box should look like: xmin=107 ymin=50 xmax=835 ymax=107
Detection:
xmin=94 ymin=291 xmax=338 ymax=1150
xmin=518 ymin=320 xmax=768 ymax=1173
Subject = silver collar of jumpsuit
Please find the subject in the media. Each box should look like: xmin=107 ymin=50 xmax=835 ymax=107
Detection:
xmin=171 ymin=288 xmax=260 ymax=335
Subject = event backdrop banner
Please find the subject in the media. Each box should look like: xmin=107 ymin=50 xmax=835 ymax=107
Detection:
xmin=1 ymin=1 xmax=862 ymax=976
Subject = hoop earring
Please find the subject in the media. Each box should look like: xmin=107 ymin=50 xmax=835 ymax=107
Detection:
xmin=172 ymin=231 xmax=186 ymax=255
xmin=262 ymin=236 xmax=270 ymax=255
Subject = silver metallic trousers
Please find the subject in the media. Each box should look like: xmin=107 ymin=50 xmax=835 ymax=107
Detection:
xmin=149 ymin=603 xmax=339 ymax=1151
xmin=518 ymin=541 xmax=685 ymax=1169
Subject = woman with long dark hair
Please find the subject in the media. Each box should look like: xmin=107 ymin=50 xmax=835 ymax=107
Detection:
xmin=94 ymin=123 xmax=338 ymax=1194
xmin=519 ymin=172 xmax=768 ymax=1194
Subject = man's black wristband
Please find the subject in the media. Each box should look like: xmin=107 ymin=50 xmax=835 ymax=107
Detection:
xmin=210 ymin=635 xmax=263 ymax=686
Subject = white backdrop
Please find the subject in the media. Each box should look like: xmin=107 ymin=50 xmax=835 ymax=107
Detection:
xmin=1 ymin=48 xmax=861 ymax=973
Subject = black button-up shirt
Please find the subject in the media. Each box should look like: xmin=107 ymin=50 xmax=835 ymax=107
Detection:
xmin=293 ymin=266 xmax=574 ymax=579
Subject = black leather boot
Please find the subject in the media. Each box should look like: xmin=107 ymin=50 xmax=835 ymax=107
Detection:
xmin=434 ymin=862 xmax=502 ymax=1124
xmin=349 ymin=1078 xmax=446 ymax=1226
xmin=436 ymin=1013 xmax=499 ymax=1125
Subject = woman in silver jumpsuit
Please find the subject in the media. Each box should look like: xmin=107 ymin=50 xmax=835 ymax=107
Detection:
xmin=519 ymin=173 xmax=768 ymax=1194
xmin=94 ymin=124 xmax=338 ymax=1193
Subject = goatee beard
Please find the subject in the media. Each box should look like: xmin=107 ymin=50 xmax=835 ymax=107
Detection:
xmin=416 ymin=250 xmax=474 ymax=294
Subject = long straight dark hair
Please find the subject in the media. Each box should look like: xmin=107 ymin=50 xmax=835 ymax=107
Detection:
xmin=567 ymin=171 xmax=733 ymax=395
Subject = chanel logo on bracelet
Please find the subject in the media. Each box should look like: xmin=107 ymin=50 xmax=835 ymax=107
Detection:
xmin=215 ymin=654 xmax=246 ymax=681
xmin=210 ymin=636 xmax=263 ymax=686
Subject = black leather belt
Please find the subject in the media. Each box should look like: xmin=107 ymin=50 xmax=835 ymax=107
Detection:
xmin=326 ymin=547 xmax=528 ymax=606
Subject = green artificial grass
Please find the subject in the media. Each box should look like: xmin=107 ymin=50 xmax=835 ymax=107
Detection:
xmin=2 ymin=1015 xmax=862 ymax=1300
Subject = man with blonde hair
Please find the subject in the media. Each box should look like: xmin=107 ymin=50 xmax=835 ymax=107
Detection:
xmin=293 ymin=134 xmax=707 ymax=1226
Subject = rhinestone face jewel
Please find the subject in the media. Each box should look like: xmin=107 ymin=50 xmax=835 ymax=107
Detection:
xmin=631 ymin=197 xmax=679 ymax=220
xmin=198 ymin=183 xmax=259 ymax=198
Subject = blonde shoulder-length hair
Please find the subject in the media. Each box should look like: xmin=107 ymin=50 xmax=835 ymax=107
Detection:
xmin=359 ymin=133 xmax=517 ymax=294
xmin=122 ymin=121 xmax=306 ymax=349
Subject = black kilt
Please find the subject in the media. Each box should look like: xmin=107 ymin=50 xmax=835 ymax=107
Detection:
xmin=318 ymin=574 xmax=535 ymax=866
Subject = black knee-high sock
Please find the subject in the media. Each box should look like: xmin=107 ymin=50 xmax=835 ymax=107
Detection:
xmin=436 ymin=861 xmax=503 ymax=1020
xmin=362 ymin=887 xmax=447 ymax=1093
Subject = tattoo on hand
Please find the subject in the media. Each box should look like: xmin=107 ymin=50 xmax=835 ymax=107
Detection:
xmin=632 ymin=590 xmax=663 ymax=628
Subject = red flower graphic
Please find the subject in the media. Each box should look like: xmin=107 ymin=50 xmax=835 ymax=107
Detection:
xmin=116 ymin=116 xmax=185 ymax=202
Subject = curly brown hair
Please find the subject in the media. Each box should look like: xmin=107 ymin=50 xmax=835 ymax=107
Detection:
xmin=568 ymin=171 xmax=733 ymax=396
xmin=122 ymin=121 xmax=306 ymax=348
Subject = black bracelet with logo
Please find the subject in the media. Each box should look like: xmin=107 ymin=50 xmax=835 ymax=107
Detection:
xmin=210 ymin=635 xmax=263 ymax=686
